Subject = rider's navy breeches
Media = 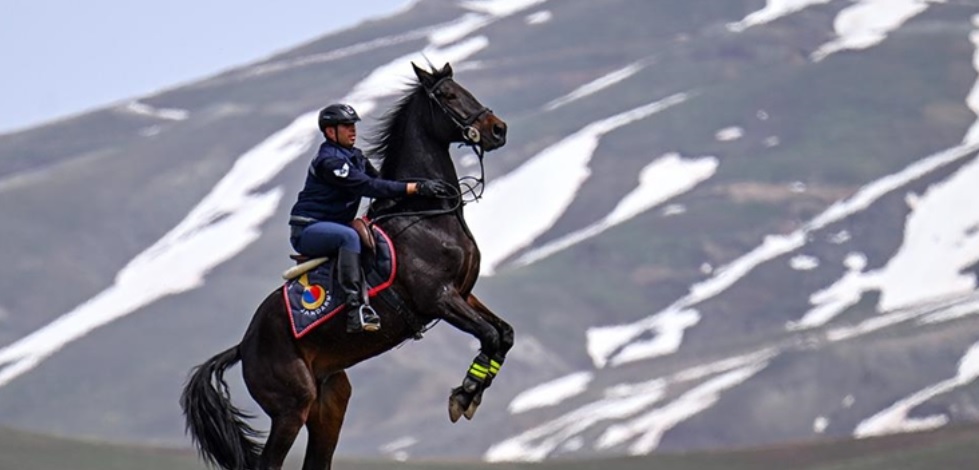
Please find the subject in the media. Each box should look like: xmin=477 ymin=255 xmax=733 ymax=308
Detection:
xmin=290 ymin=221 xmax=361 ymax=257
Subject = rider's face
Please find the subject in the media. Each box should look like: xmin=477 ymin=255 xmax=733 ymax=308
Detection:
xmin=329 ymin=123 xmax=357 ymax=148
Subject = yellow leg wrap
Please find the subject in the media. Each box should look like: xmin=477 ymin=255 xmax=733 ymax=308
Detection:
xmin=468 ymin=364 xmax=489 ymax=379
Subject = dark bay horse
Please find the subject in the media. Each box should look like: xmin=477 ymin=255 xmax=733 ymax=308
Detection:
xmin=181 ymin=62 xmax=512 ymax=470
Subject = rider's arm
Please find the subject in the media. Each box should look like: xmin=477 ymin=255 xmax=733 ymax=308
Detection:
xmin=316 ymin=154 xmax=409 ymax=198
xmin=365 ymin=159 xmax=420 ymax=194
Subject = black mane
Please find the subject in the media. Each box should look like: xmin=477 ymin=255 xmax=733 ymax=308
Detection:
xmin=367 ymin=67 xmax=451 ymax=179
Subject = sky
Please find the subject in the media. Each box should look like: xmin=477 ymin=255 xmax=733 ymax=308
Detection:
xmin=0 ymin=0 xmax=412 ymax=134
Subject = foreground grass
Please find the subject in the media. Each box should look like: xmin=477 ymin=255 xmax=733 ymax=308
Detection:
xmin=0 ymin=428 xmax=207 ymax=470
xmin=2 ymin=423 xmax=978 ymax=470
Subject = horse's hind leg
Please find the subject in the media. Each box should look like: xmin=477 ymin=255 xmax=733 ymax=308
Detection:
xmin=242 ymin=342 xmax=317 ymax=470
xmin=301 ymin=371 xmax=352 ymax=470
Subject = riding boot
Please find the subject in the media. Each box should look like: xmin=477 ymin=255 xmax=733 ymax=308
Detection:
xmin=337 ymin=248 xmax=380 ymax=333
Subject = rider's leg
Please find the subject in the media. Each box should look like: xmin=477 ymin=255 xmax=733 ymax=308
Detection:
xmin=292 ymin=221 xmax=358 ymax=258
xmin=336 ymin=247 xmax=380 ymax=332
xmin=294 ymin=222 xmax=379 ymax=333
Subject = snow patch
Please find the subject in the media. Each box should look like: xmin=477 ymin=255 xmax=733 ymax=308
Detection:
xmin=526 ymin=10 xmax=552 ymax=24
xmin=788 ymin=253 xmax=868 ymax=330
xmin=855 ymin=340 xmax=979 ymax=438
xmin=460 ymin=0 xmax=547 ymax=17
xmin=811 ymin=0 xmax=938 ymax=62
xmin=814 ymin=416 xmax=829 ymax=433
xmin=965 ymin=14 xmax=979 ymax=145
xmin=430 ymin=13 xmax=492 ymax=45
xmin=727 ymin=0 xmax=832 ymax=33
xmin=790 ymin=255 xmax=820 ymax=271
xmin=662 ymin=204 xmax=687 ymax=216
xmin=715 ymin=126 xmax=744 ymax=142
xmin=381 ymin=439 xmax=414 ymax=462
xmin=544 ymin=61 xmax=648 ymax=111
xmin=509 ymin=372 xmax=594 ymax=414
xmin=828 ymin=230 xmax=852 ymax=244
xmin=123 ymin=101 xmax=188 ymax=121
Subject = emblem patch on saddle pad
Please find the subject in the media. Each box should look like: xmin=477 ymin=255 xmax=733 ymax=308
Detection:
xmin=282 ymin=225 xmax=396 ymax=338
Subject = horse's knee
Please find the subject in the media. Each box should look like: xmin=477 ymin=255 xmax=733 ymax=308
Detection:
xmin=499 ymin=323 xmax=514 ymax=355
xmin=477 ymin=324 xmax=501 ymax=354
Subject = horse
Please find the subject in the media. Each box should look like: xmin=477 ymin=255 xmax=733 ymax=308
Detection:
xmin=181 ymin=62 xmax=512 ymax=470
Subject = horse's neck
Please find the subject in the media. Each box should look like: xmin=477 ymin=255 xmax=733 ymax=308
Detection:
xmin=386 ymin=120 xmax=460 ymax=184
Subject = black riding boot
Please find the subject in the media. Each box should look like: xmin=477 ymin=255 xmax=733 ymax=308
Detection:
xmin=337 ymin=248 xmax=380 ymax=333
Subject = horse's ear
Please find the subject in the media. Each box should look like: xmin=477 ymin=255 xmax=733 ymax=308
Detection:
xmin=412 ymin=62 xmax=434 ymax=86
xmin=441 ymin=62 xmax=454 ymax=77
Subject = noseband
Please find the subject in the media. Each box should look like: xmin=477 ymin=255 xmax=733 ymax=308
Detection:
xmin=426 ymin=77 xmax=491 ymax=145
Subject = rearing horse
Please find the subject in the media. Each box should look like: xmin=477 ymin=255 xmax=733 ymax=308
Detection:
xmin=181 ymin=62 xmax=512 ymax=470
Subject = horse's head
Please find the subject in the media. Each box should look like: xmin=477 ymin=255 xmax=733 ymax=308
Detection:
xmin=413 ymin=62 xmax=508 ymax=151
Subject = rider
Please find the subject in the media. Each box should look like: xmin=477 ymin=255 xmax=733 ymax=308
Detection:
xmin=289 ymin=103 xmax=450 ymax=333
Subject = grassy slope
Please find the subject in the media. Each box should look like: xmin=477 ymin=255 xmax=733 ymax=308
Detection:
xmin=3 ymin=423 xmax=979 ymax=470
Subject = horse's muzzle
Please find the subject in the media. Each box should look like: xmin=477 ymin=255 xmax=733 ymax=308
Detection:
xmin=481 ymin=118 xmax=508 ymax=151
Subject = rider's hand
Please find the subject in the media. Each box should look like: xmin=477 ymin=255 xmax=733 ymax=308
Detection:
xmin=415 ymin=180 xmax=454 ymax=198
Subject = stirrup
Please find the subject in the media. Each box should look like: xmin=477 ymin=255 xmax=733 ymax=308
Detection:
xmin=347 ymin=304 xmax=381 ymax=333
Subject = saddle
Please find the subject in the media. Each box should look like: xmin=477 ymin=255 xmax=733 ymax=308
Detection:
xmin=283 ymin=218 xmax=377 ymax=280
xmin=280 ymin=221 xmax=396 ymax=338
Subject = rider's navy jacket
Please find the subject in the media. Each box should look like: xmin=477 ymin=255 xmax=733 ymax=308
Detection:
xmin=290 ymin=140 xmax=407 ymax=223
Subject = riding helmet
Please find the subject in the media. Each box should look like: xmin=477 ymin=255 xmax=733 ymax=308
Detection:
xmin=318 ymin=103 xmax=361 ymax=132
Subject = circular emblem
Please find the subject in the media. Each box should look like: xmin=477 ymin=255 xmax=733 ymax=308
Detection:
xmin=301 ymin=284 xmax=328 ymax=310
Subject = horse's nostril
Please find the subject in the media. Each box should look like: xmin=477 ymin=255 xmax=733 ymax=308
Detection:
xmin=493 ymin=123 xmax=507 ymax=138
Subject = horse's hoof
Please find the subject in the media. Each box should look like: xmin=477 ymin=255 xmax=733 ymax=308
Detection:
xmin=448 ymin=396 xmax=465 ymax=423
xmin=463 ymin=390 xmax=483 ymax=420
xmin=463 ymin=403 xmax=478 ymax=420
xmin=448 ymin=387 xmax=471 ymax=423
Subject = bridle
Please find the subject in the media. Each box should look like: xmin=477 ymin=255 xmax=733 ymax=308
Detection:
xmin=427 ymin=76 xmax=491 ymax=147
xmin=425 ymin=76 xmax=491 ymax=203
xmin=369 ymin=76 xmax=493 ymax=228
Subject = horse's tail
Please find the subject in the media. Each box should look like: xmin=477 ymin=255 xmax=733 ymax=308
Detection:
xmin=180 ymin=345 xmax=262 ymax=470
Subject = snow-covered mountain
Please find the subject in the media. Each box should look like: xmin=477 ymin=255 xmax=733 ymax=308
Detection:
xmin=2 ymin=0 xmax=979 ymax=462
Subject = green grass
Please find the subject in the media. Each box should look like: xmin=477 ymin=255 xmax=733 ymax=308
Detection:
xmin=3 ymin=423 xmax=979 ymax=470
xmin=0 ymin=428 xmax=207 ymax=470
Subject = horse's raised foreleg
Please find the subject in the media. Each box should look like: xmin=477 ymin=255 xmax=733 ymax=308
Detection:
xmin=301 ymin=371 xmax=352 ymax=470
xmin=458 ymin=295 xmax=514 ymax=419
xmin=436 ymin=289 xmax=510 ymax=422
